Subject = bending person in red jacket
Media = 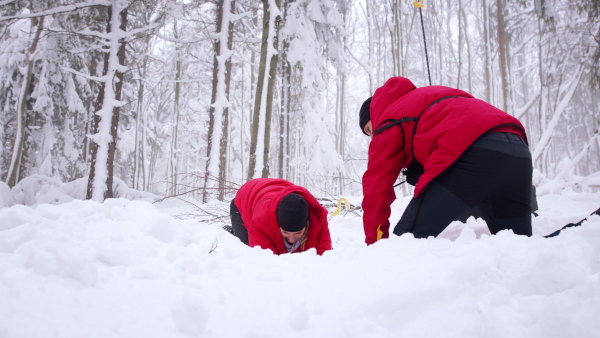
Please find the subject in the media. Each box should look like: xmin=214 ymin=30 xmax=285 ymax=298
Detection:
xmin=359 ymin=76 xmax=532 ymax=245
xmin=229 ymin=178 xmax=332 ymax=255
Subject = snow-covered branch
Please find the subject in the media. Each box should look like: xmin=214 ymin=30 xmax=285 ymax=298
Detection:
xmin=61 ymin=67 xmax=107 ymax=82
xmin=0 ymin=0 xmax=112 ymax=22
xmin=515 ymin=92 xmax=540 ymax=121
xmin=554 ymin=134 xmax=599 ymax=182
xmin=538 ymin=169 xmax=600 ymax=195
xmin=0 ymin=0 xmax=17 ymax=6
xmin=345 ymin=45 xmax=374 ymax=86
xmin=532 ymin=66 xmax=584 ymax=164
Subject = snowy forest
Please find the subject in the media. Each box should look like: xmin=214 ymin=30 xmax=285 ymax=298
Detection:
xmin=1 ymin=0 xmax=599 ymax=203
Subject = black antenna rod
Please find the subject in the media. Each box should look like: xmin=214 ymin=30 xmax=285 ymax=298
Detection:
xmin=415 ymin=1 xmax=432 ymax=86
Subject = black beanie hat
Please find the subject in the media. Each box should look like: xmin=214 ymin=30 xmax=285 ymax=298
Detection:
xmin=277 ymin=193 xmax=309 ymax=232
xmin=359 ymin=97 xmax=372 ymax=135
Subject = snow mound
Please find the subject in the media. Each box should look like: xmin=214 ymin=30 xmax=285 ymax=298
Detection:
xmin=0 ymin=193 xmax=599 ymax=337
xmin=4 ymin=174 xmax=160 ymax=208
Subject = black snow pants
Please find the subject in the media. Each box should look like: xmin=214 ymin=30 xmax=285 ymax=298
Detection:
xmin=393 ymin=132 xmax=533 ymax=238
xmin=230 ymin=199 xmax=249 ymax=245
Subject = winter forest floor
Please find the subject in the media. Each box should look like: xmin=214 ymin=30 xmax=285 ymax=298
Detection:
xmin=1 ymin=184 xmax=600 ymax=337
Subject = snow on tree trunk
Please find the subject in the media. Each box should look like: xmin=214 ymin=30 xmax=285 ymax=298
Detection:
xmin=6 ymin=16 xmax=44 ymax=188
xmin=86 ymin=3 xmax=128 ymax=202
xmin=204 ymin=0 xmax=235 ymax=202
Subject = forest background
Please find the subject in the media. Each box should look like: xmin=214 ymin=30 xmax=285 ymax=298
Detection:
xmin=0 ymin=0 xmax=599 ymax=203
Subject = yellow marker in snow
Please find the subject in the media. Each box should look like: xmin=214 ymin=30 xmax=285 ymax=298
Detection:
xmin=331 ymin=198 xmax=350 ymax=216
xmin=413 ymin=0 xmax=424 ymax=8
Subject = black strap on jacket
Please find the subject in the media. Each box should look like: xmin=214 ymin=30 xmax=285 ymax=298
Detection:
xmin=372 ymin=95 xmax=472 ymax=187
xmin=373 ymin=117 xmax=418 ymax=136
xmin=373 ymin=95 xmax=471 ymax=136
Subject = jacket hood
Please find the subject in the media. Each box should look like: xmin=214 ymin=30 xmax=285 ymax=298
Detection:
xmin=370 ymin=77 xmax=416 ymax=128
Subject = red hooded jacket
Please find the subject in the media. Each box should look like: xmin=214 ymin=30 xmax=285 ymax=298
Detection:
xmin=234 ymin=178 xmax=332 ymax=255
xmin=362 ymin=77 xmax=527 ymax=245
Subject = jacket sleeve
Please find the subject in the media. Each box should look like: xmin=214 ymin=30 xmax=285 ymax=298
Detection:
xmin=247 ymin=222 xmax=279 ymax=254
xmin=362 ymin=128 xmax=406 ymax=245
xmin=315 ymin=216 xmax=332 ymax=255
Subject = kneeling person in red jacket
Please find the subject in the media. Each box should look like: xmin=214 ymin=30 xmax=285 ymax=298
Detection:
xmin=359 ymin=77 xmax=532 ymax=245
xmin=230 ymin=178 xmax=332 ymax=255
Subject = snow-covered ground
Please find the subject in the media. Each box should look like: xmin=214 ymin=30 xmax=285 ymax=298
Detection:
xmin=1 ymin=176 xmax=600 ymax=337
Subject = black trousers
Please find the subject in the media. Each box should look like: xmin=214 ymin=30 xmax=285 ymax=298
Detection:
xmin=394 ymin=132 xmax=533 ymax=238
xmin=230 ymin=199 xmax=249 ymax=245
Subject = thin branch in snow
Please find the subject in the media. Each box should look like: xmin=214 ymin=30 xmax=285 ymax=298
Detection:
xmin=153 ymin=173 xmax=241 ymax=204
xmin=209 ymin=239 xmax=218 ymax=254
xmin=155 ymin=32 xmax=211 ymax=44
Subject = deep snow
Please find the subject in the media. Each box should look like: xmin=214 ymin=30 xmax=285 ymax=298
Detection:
xmin=1 ymin=177 xmax=600 ymax=338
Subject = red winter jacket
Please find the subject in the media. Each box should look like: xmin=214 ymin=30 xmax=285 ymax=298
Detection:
xmin=362 ymin=77 xmax=527 ymax=245
xmin=234 ymin=178 xmax=332 ymax=255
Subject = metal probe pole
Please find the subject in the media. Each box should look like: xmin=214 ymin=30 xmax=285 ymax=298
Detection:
xmin=418 ymin=7 xmax=432 ymax=86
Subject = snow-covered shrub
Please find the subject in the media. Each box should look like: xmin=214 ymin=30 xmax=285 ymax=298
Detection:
xmin=11 ymin=174 xmax=73 ymax=206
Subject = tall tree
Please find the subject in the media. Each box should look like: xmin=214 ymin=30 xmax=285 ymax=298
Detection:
xmin=495 ymin=0 xmax=510 ymax=112
xmin=5 ymin=15 xmax=44 ymax=188
xmin=247 ymin=0 xmax=282 ymax=180
xmin=482 ymin=0 xmax=492 ymax=102
xmin=86 ymin=2 xmax=129 ymax=201
xmin=204 ymin=0 xmax=236 ymax=202
xmin=168 ymin=19 xmax=182 ymax=196
xmin=277 ymin=0 xmax=291 ymax=180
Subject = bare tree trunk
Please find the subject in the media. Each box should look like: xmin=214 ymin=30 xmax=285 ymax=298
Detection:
xmin=536 ymin=14 xmax=546 ymax=167
xmin=277 ymin=0 xmax=290 ymax=179
xmin=366 ymin=2 xmax=374 ymax=92
xmin=247 ymin=0 xmax=282 ymax=180
xmin=456 ymin=0 xmax=463 ymax=88
xmin=84 ymin=58 xmax=94 ymax=165
xmin=6 ymin=16 xmax=44 ymax=188
xmin=337 ymin=2 xmax=348 ymax=161
xmin=204 ymin=6 xmax=217 ymax=199
xmin=483 ymin=0 xmax=492 ymax=102
xmin=218 ymin=0 xmax=236 ymax=200
xmin=148 ymin=143 xmax=158 ymax=191
xmin=169 ymin=19 xmax=181 ymax=196
xmin=278 ymin=60 xmax=291 ymax=179
xmin=496 ymin=0 xmax=509 ymax=112
xmin=140 ymin=90 xmax=149 ymax=191
xmin=261 ymin=10 xmax=280 ymax=179
xmin=133 ymin=52 xmax=148 ymax=190
xmin=390 ymin=0 xmax=403 ymax=77
xmin=461 ymin=4 xmax=472 ymax=93
xmin=251 ymin=4 xmax=258 ymax=125
xmin=337 ymin=72 xmax=346 ymax=157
